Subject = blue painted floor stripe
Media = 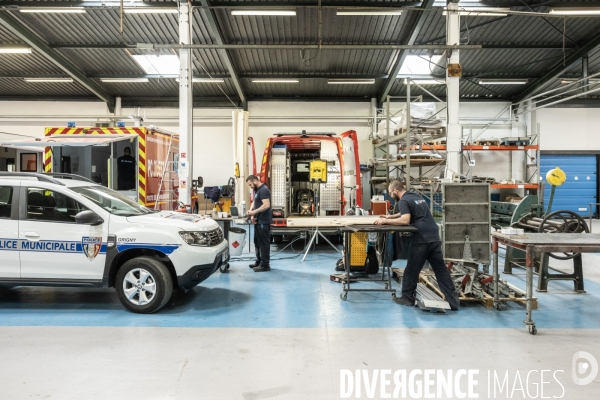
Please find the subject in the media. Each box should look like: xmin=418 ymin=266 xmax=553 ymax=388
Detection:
xmin=0 ymin=245 xmax=599 ymax=329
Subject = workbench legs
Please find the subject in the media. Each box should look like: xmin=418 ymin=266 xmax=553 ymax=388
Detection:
xmin=492 ymin=238 xmax=537 ymax=335
xmin=492 ymin=239 xmax=500 ymax=310
xmin=340 ymin=232 xmax=396 ymax=301
xmin=525 ymin=246 xmax=537 ymax=335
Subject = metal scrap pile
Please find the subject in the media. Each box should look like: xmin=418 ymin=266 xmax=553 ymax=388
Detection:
xmin=421 ymin=260 xmax=528 ymax=308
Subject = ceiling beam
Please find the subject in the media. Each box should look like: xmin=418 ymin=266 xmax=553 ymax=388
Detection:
xmin=377 ymin=0 xmax=435 ymax=107
xmin=198 ymin=0 xmax=245 ymax=108
xmin=4 ymin=1 xmax=581 ymax=9
xmin=0 ymin=96 xmax=243 ymax=108
xmin=0 ymin=73 xmax=587 ymax=81
xmin=0 ymin=1 xmax=422 ymax=9
xmin=53 ymin=43 xmax=480 ymax=50
xmin=512 ymin=30 xmax=600 ymax=104
xmin=0 ymin=11 xmax=115 ymax=111
xmin=49 ymin=43 xmax=566 ymax=50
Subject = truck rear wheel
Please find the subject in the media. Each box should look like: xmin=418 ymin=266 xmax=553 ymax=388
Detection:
xmin=116 ymin=257 xmax=173 ymax=314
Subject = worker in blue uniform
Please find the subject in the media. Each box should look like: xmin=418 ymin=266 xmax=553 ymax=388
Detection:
xmin=374 ymin=180 xmax=459 ymax=310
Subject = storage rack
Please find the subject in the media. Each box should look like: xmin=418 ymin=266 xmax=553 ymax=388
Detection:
xmin=371 ymin=78 xmax=447 ymax=216
xmin=460 ymin=121 xmax=540 ymax=193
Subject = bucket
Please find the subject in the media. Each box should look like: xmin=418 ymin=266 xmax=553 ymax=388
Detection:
xmin=228 ymin=227 xmax=246 ymax=257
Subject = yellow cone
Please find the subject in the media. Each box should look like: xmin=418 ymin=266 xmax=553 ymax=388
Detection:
xmin=546 ymin=167 xmax=566 ymax=187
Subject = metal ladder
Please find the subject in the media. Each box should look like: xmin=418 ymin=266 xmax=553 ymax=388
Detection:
xmin=154 ymin=135 xmax=179 ymax=210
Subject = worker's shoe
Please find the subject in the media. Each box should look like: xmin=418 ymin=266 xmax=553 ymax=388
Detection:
xmin=249 ymin=263 xmax=259 ymax=268
xmin=394 ymin=296 xmax=415 ymax=307
xmin=253 ymin=265 xmax=271 ymax=272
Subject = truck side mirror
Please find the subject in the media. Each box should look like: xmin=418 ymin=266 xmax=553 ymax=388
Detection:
xmin=75 ymin=210 xmax=104 ymax=226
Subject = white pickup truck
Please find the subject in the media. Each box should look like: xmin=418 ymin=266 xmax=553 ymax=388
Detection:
xmin=0 ymin=172 xmax=229 ymax=313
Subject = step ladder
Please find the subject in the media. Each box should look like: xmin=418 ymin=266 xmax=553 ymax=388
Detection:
xmin=154 ymin=135 xmax=179 ymax=211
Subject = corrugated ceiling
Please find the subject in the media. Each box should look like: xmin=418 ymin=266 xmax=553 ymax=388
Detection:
xmin=0 ymin=1 xmax=599 ymax=106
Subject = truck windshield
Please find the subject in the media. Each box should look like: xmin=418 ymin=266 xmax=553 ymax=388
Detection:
xmin=71 ymin=186 xmax=151 ymax=216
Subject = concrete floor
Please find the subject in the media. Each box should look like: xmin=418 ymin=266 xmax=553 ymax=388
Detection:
xmin=0 ymin=227 xmax=599 ymax=399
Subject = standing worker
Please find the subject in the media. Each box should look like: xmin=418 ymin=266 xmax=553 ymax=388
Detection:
xmin=117 ymin=147 xmax=136 ymax=190
xmin=374 ymin=180 xmax=459 ymax=310
xmin=246 ymin=175 xmax=272 ymax=272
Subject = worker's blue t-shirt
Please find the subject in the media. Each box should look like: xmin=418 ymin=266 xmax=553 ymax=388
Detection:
xmin=397 ymin=191 xmax=440 ymax=243
xmin=253 ymin=184 xmax=273 ymax=224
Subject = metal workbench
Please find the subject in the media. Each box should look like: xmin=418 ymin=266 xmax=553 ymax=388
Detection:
xmin=338 ymin=225 xmax=417 ymax=301
xmin=492 ymin=232 xmax=600 ymax=335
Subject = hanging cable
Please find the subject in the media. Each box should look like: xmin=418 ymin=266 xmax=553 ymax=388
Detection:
xmin=562 ymin=17 xmax=567 ymax=66
xmin=196 ymin=61 xmax=240 ymax=109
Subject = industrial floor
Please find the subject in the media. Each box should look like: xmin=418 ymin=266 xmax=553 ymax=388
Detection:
xmin=0 ymin=228 xmax=599 ymax=399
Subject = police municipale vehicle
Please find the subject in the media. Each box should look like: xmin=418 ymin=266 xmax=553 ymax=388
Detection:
xmin=0 ymin=173 xmax=229 ymax=313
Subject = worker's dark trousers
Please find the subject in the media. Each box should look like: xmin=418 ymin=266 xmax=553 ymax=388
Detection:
xmin=402 ymin=241 xmax=459 ymax=309
xmin=254 ymin=223 xmax=271 ymax=267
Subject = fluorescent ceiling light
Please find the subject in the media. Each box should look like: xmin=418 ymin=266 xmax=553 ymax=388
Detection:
xmin=231 ymin=10 xmax=296 ymax=16
xmin=0 ymin=47 xmax=32 ymax=54
xmin=479 ymin=79 xmax=528 ymax=85
xmin=328 ymin=79 xmax=375 ymax=84
xmin=194 ymin=78 xmax=224 ymax=83
xmin=176 ymin=78 xmax=225 ymax=83
xmin=252 ymin=79 xmax=299 ymax=83
xmin=131 ymin=54 xmax=180 ymax=75
xmin=19 ymin=8 xmax=86 ymax=13
xmin=561 ymin=78 xmax=600 ymax=84
xmin=404 ymin=79 xmax=444 ymax=85
xmin=336 ymin=9 xmax=403 ymax=16
xmin=124 ymin=8 xmax=178 ymax=14
xmin=100 ymin=78 xmax=149 ymax=83
xmin=549 ymin=8 xmax=600 ymax=15
xmin=25 ymin=78 xmax=73 ymax=83
xmin=443 ymin=8 xmax=510 ymax=16
xmin=399 ymin=55 xmax=442 ymax=76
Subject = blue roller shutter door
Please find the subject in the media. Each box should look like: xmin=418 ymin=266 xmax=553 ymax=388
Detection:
xmin=540 ymin=154 xmax=598 ymax=216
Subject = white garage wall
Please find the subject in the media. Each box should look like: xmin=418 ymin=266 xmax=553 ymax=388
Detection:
xmin=537 ymin=108 xmax=600 ymax=151
xmin=1 ymin=100 xmax=598 ymax=189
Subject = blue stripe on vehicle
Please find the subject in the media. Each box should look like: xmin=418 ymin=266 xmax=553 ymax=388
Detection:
xmin=116 ymin=243 xmax=180 ymax=255
xmin=0 ymin=238 xmax=107 ymax=254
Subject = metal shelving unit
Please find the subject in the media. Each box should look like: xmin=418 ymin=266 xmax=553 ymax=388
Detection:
xmin=460 ymin=120 xmax=540 ymax=194
xmin=370 ymin=78 xmax=447 ymax=217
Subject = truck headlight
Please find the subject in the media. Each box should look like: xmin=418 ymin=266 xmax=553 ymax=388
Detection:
xmin=179 ymin=231 xmax=210 ymax=246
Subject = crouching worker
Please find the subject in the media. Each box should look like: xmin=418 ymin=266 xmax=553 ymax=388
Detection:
xmin=374 ymin=180 xmax=459 ymax=310
xmin=246 ymin=175 xmax=272 ymax=272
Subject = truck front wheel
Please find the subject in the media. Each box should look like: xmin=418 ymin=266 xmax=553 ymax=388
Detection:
xmin=116 ymin=257 xmax=173 ymax=314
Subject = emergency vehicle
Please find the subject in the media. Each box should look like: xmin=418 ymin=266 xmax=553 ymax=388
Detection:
xmin=1 ymin=126 xmax=188 ymax=211
xmin=259 ymin=130 xmax=362 ymax=226
xmin=0 ymin=172 xmax=228 ymax=313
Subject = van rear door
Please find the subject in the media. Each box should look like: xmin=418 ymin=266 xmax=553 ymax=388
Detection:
xmin=339 ymin=131 xmax=362 ymax=211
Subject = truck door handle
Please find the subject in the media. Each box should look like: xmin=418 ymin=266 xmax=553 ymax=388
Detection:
xmin=24 ymin=232 xmax=40 ymax=240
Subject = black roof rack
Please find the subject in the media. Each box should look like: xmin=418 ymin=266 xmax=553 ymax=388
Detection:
xmin=275 ymin=131 xmax=335 ymax=138
xmin=44 ymin=173 xmax=95 ymax=183
xmin=0 ymin=172 xmax=64 ymax=185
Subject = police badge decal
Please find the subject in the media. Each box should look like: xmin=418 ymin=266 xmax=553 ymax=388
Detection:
xmin=82 ymin=237 xmax=102 ymax=261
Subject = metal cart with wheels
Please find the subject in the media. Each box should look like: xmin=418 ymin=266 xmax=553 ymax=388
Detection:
xmin=339 ymin=225 xmax=417 ymax=301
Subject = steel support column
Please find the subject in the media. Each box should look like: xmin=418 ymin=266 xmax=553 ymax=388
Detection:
xmin=445 ymin=2 xmax=461 ymax=177
xmin=178 ymin=1 xmax=194 ymax=207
